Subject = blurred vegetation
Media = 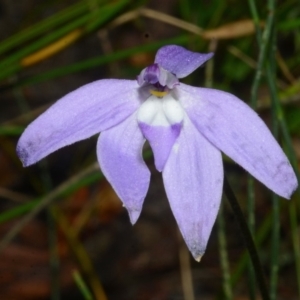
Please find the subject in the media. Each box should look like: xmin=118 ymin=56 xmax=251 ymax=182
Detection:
xmin=0 ymin=0 xmax=299 ymax=299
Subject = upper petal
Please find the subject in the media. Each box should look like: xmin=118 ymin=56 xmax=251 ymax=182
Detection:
xmin=97 ymin=112 xmax=150 ymax=224
xmin=154 ymin=45 xmax=213 ymax=78
xmin=163 ymin=117 xmax=223 ymax=261
xmin=178 ymin=84 xmax=298 ymax=199
xmin=17 ymin=79 xmax=143 ymax=166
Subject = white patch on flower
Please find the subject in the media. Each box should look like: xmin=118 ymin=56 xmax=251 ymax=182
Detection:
xmin=137 ymin=94 xmax=184 ymax=127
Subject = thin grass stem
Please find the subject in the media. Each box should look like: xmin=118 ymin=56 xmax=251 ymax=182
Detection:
xmin=224 ymin=176 xmax=270 ymax=300
xmin=266 ymin=16 xmax=280 ymax=299
xmin=246 ymin=0 xmax=279 ymax=297
xmin=0 ymin=1 xmax=87 ymax=55
xmin=0 ymin=0 xmax=128 ymax=80
xmin=217 ymin=202 xmax=233 ymax=300
xmin=4 ymin=35 xmax=189 ymax=90
xmin=53 ymin=207 xmax=107 ymax=300
xmin=48 ymin=207 xmax=60 ymax=300
xmin=0 ymin=162 xmax=100 ymax=254
xmin=73 ymin=270 xmax=94 ymax=300
xmin=264 ymin=6 xmax=300 ymax=293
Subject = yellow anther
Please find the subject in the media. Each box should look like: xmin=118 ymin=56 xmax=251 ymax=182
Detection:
xmin=150 ymin=90 xmax=168 ymax=98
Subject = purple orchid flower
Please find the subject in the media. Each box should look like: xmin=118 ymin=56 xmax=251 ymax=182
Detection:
xmin=17 ymin=45 xmax=297 ymax=261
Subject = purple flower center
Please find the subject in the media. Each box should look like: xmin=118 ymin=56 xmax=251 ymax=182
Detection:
xmin=137 ymin=63 xmax=179 ymax=91
xmin=143 ymin=64 xmax=160 ymax=84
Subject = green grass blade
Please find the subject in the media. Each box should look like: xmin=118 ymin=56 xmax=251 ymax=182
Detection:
xmin=0 ymin=0 xmax=129 ymax=81
xmin=0 ymin=1 xmax=87 ymax=55
xmin=217 ymin=202 xmax=233 ymax=300
xmin=0 ymin=126 xmax=24 ymax=136
xmin=73 ymin=270 xmax=94 ymax=300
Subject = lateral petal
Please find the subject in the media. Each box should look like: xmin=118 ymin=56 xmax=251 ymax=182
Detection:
xmin=178 ymin=84 xmax=298 ymax=199
xmin=163 ymin=118 xmax=223 ymax=261
xmin=17 ymin=79 xmax=144 ymax=166
xmin=97 ymin=113 xmax=150 ymax=224
xmin=155 ymin=45 xmax=213 ymax=78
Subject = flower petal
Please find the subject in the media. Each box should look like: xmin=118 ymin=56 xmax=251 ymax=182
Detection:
xmin=178 ymin=84 xmax=298 ymax=198
xmin=137 ymin=94 xmax=184 ymax=171
xmin=97 ymin=113 xmax=150 ymax=224
xmin=155 ymin=45 xmax=213 ymax=78
xmin=17 ymin=79 xmax=144 ymax=167
xmin=163 ymin=118 xmax=223 ymax=261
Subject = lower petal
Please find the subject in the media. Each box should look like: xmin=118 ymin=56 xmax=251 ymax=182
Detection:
xmin=162 ymin=118 xmax=223 ymax=261
xmin=139 ymin=122 xmax=181 ymax=171
xmin=97 ymin=113 xmax=150 ymax=224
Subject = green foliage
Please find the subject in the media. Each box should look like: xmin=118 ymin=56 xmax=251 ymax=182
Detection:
xmin=285 ymin=106 xmax=300 ymax=135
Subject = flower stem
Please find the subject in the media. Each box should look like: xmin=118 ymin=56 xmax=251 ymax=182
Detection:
xmin=223 ymin=176 xmax=270 ymax=300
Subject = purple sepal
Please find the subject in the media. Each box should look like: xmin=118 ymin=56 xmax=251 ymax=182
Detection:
xmin=163 ymin=118 xmax=223 ymax=261
xmin=97 ymin=113 xmax=150 ymax=224
xmin=17 ymin=79 xmax=143 ymax=167
xmin=155 ymin=45 xmax=214 ymax=78
xmin=178 ymin=83 xmax=298 ymax=199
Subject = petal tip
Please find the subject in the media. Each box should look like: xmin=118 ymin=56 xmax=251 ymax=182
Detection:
xmin=275 ymin=167 xmax=298 ymax=200
xmin=187 ymin=242 xmax=206 ymax=263
xmin=16 ymin=144 xmax=30 ymax=167
xmin=178 ymin=233 xmax=209 ymax=263
xmin=154 ymin=161 xmax=164 ymax=172
xmin=190 ymin=247 xmax=205 ymax=262
xmin=207 ymin=52 xmax=214 ymax=59
xmin=194 ymin=254 xmax=203 ymax=262
xmin=284 ymin=180 xmax=298 ymax=200
xmin=128 ymin=209 xmax=141 ymax=225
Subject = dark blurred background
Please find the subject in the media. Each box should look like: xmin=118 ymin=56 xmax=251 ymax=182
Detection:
xmin=0 ymin=0 xmax=300 ymax=299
